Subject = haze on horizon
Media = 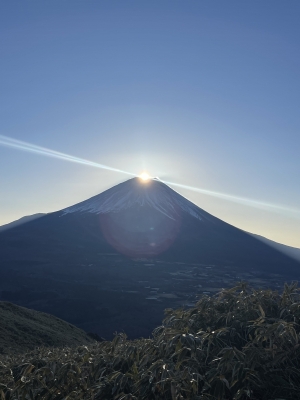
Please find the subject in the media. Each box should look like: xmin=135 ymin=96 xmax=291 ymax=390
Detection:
xmin=0 ymin=1 xmax=299 ymax=248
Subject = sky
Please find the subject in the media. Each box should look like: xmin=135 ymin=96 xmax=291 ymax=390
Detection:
xmin=0 ymin=1 xmax=299 ymax=248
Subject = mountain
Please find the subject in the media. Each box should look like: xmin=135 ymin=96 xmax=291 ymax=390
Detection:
xmin=0 ymin=213 xmax=45 ymax=232
xmin=57 ymin=177 xmax=299 ymax=268
xmin=62 ymin=177 xmax=213 ymax=257
xmin=0 ymin=177 xmax=299 ymax=338
xmin=0 ymin=301 xmax=93 ymax=355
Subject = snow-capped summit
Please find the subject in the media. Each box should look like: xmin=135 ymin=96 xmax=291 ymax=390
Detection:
xmin=60 ymin=177 xmax=220 ymax=257
xmin=62 ymin=177 xmax=210 ymax=221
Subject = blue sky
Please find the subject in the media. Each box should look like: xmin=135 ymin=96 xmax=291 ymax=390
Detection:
xmin=1 ymin=1 xmax=299 ymax=247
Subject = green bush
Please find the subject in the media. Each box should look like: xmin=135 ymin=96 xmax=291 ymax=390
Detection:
xmin=1 ymin=282 xmax=300 ymax=399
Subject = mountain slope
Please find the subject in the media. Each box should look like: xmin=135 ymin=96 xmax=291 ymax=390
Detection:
xmin=251 ymin=233 xmax=300 ymax=262
xmin=0 ymin=302 xmax=93 ymax=355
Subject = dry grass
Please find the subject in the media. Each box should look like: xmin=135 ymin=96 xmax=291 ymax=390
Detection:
xmin=1 ymin=282 xmax=300 ymax=399
xmin=0 ymin=302 xmax=93 ymax=355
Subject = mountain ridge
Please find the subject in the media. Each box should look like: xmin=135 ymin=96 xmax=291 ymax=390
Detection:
xmin=0 ymin=213 xmax=45 ymax=232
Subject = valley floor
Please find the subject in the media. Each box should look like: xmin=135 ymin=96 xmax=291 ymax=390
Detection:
xmin=0 ymin=253 xmax=293 ymax=339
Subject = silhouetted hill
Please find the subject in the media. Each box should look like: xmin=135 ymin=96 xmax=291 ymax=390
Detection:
xmin=0 ymin=213 xmax=45 ymax=232
xmin=0 ymin=302 xmax=93 ymax=355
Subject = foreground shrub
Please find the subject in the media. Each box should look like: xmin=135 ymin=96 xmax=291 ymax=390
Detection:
xmin=1 ymin=282 xmax=300 ymax=399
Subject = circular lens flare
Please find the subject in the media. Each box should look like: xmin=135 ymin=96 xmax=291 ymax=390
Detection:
xmin=140 ymin=172 xmax=150 ymax=181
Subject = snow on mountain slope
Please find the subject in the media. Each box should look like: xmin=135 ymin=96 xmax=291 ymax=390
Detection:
xmin=62 ymin=177 xmax=211 ymax=221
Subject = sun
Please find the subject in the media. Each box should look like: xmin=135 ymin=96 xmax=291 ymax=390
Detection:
xmin=139 ymin=172 xmax=151 ymax=181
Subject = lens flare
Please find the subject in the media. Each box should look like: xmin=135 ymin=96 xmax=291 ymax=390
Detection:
xmin=99 ymin=199 xmax=181 ymax=257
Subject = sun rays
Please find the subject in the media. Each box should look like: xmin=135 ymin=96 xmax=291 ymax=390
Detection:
xmin=1 ymin=133 xmax=299 ymax=219
xmin=0 ymin=134 xmax=135 ymax=177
